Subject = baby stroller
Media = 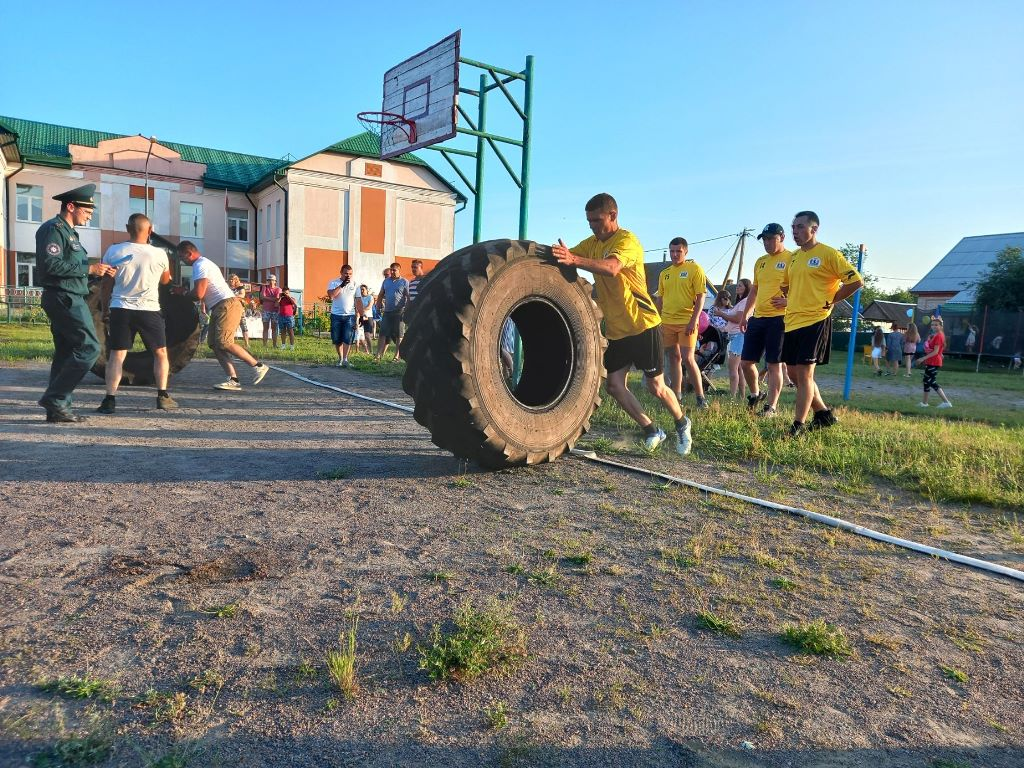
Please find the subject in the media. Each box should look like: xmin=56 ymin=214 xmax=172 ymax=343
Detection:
xmin=694 ymin=325 xmax=728 ymax=393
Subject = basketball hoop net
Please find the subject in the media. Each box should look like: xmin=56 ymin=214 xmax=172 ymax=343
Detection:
xmin=356 ymin=111 xmax=417 ymax=157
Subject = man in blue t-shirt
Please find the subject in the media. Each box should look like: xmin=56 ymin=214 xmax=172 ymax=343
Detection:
xmin=374 ymin=262 xmax=409 ymax=362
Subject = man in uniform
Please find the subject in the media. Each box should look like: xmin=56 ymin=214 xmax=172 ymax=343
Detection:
xmin=781 ymin=211 xmax=863 ymax=436
xmin=35 ymin=183 xmax=115 ymax=422
xmin=655 ymin=237 xmax=709 ymax=409
xmin=96 ymin=213 xmax=175 ymax=414
xmin=738 ymin=223 xmax=791 ymax=416
xmin=553 ymin=193 xmax=692 ymax=455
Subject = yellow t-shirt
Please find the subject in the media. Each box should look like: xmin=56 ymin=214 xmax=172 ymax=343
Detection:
xmin=751 ymin=250 xmax=791 ymax=318
xmin=656 ymin=260 xmax=707 ymax=325
xmin=572 ymin=229 xmax=660 ymax=341
xmin=784 ymin=243 xmax=862 ymax=332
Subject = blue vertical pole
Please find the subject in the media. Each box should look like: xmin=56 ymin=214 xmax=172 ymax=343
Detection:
xmin=518 ymin=55 xmax=534 ymax=240
xmin=842 ymin=244 xmax=866 ymax=401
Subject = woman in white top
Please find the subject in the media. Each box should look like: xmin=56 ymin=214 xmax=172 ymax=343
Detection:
xmin=711 ymin=279 xmax=751 ymax=398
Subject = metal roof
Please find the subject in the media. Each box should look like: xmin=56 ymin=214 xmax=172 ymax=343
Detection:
xmin=861 ymin=300 xmax=916 ymax=324
xmin=911 ymin=232 xmax=1024 ymax=295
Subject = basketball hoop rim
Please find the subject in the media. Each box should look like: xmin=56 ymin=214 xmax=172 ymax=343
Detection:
xmin=356 ymin=111 xmax=417 ymax=143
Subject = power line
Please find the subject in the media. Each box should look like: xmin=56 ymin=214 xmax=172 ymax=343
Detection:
xmin=642 ymin=231 xmax=744 ymax=254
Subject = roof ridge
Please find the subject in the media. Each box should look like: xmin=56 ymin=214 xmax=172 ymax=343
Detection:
xmin=0 ymin=114 xmax=283 ymax=164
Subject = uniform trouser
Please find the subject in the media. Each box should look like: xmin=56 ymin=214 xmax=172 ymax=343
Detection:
xmin=40 ymin=289 xmax=100 ymax=410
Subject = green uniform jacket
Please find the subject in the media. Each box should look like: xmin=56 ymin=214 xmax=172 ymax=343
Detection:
xmin=35 ymin=215 xmax=90 ymax=296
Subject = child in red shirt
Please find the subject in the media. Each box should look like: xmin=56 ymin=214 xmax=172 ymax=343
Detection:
xmin=277 ymin=288 xmax=298 ymax=351
xmin=912 ymin=317 xmax=952 ymax=408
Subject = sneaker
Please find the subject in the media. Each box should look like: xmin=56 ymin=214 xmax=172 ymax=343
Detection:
xmin=156 ymin=394 xmax=178 ymax=410
xmin=808 ymin=408 xmax=838 ymax=431
xmin=252 ymin=363 xmax=270 ymax=385
xmin=918 ymin=401 xmax=929 ymax=407
xmin=336 ymin=360 xmax=344 ymax=367
xmin=937 ymin=401 xmax=953 ymax=409
xmin=96 ymin=396 xmax=116 ymax=415
xmin=787 ymin=421 xmax=806 ymax=438
xmin=759 ymin=405 xmax=777 ymax=418
xmin=215 ymin=379 xmax=241 ymax=391
xmin=746 ymin=391 xmax=767 ymax=410
xmin=695 ymin=396 xmax=709 ymax=410
xmin=643 ymin=428 xmax=667 ymax=451
xmin=675 ymin=418 xmax=692 ymax=456
xmin=341 ymin=360 xmax=350 ymax=368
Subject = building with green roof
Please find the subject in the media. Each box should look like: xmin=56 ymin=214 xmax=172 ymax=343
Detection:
xmin=2 ymin=115 xmax=463 ymax=301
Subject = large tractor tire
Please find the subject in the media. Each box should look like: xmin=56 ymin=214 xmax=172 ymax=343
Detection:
xmin=401 ymin=239 xmax=606 ymax=469
xmin=88 ymin=280 xmax=200 ymax=386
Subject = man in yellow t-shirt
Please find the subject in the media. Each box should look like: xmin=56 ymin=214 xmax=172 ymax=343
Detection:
xmin=655 ymin=238 xmax=709 ymax=408
xmin=780 ymin=211 xmax=863 ymax=436
xmin=738 ymin=223 xmax=791 ymax=416
xmin=552 ymin=193 xmax=692 ymax=455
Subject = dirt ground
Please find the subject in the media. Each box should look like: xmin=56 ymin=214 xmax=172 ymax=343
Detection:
xmin=1 ymin=360 xmax=1022 ymax=768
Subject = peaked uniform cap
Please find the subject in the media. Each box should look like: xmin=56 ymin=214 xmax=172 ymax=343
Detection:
xmin=53 ymin=183 xmax=97 ymax=206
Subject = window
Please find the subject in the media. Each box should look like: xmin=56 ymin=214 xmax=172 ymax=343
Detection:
xmin=180 ymin=201 xmax=203 ymax=239
xmin=16 ymin=252 xmax=37 ymax=287
xmin=129 ymin=185 xmax=155 ymax=217
xmin=275 ymin=200 xmax=281 ymax=239
xmin=267 ymin=204 xmax=273 ymax=240
xmin=227 ymin=208 xmax=249 ymax=242
xmin=16 ymin=185 xmax=43 ymax=223
xmin=258 ymin=208 xmax=264 ymax=242
xmin=82 ymin=193 xmax=101 ymax=228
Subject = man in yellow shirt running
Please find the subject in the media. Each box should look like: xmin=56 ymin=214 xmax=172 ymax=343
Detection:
xmin=655 ymin=238 xmax=709 ymax=409
xmin=553 ymin=193 xmax=692 ymax=455
xmin=739 ymin=223 xmax=790 ymax=416
xmin=781 ymin=211 xmax=863 ymax=436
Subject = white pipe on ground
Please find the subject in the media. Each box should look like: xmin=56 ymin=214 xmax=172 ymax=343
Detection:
xmin=268 ymin=364 xmax=1023 ymax=585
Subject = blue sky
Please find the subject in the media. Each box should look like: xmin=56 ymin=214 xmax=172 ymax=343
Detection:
xmin=5 ymin=0 xmax=1022 ymax=290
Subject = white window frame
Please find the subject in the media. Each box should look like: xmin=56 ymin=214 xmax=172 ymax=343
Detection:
xmin=227 ymin=208 xmax=249 ymax=243
xmin=180 ymin=201 xmax=204 ymax=239
xmin=129 ymin=194 xmax=155 ymax=218
xmin=275 ymin=200 xmax=281 ymax=239
xmin=16 ymin=184 xmax=43 ymax=223
xmin=16 ymin=251 xmax=37 ymax=286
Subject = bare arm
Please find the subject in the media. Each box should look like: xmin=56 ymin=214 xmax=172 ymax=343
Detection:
xmin=160 ymin=269 xmax=172 ymax=286
xmin=686 ymin=294 xmax=703 ymax=334
xmin=191 ymin=277 xmax=209 ymax=302
xmin=740 ymin=284 xmax=758 ymax=330
xmin=552 ymin=239 xmax=621 ymax=277
xmin=831 ymin=279 xmax=864 ymax=307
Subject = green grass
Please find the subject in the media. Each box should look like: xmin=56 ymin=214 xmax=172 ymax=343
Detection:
xmin=198 ymin=602 xmax=238 ymax=619
xmin=30 ymin=731 xmax=113 ymax=767
xmin=592 ymin=371 xmax=1024 ymax=508
xmin=37 ymin=675 xmax=119 ymax=702
xmin=940 ymin=664 xmax=969 ymax=683
xmin=782 ymin=619 xmax=854 ymax=658
xmin=0 ymin=323 xmax=407 ymax=377
xmin=325 ymin=617 xmax=359 ymax=700
xmin=418 ymin=601 xmax=527 ymax=682
xmin=695 ymin=609 xmax=742 ymax=639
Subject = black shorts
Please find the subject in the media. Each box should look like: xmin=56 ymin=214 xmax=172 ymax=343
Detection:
xmin=741 ymin=315 xmax=785 ymax=364
xmin=605 ymin=325 xmax=663 ymax=378
xmin=108 ymin=308 xmax=166 ymax=351
xmin=782 ymin=318 xmax=831 ymax=366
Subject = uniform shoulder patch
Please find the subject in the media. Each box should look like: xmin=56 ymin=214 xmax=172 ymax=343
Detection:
xmin=46 ymin=243 xmax=61 ymax=255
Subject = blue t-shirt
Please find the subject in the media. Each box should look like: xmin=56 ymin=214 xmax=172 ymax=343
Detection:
xmin=379 ymin=277 xmax=410 ymax=312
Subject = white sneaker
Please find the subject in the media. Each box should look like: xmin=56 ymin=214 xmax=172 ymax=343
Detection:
xmin=643 ymin=428 xmax=667 ymax=451
xmin=336 ymin=360 xmax=344 ymax=367
xmin=252 ymin=363 xmax=269 ymax=385
xmin=918 ymin=402 xmax=929 ymax=407
xmin=676 ymin=417 xmax=692 ymax=456
xmin=937 ymin=401 xmax=953 ymax=409
xmin=215 ymin=379 xmax=241 ymax=391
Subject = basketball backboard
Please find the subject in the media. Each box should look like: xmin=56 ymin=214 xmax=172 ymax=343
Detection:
xmin=379 ymin=30 xmax=460 ymax=159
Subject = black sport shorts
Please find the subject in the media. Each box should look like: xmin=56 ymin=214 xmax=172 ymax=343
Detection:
xmin=741 ymin=315 xmax=785 ymax=364
xmin=781 ymin=317 xmax=831 ymax=366
xmin=605 ymin=325 xmax=663 ymax=378
xmin=108 ymin=308 xmax=166 ymax=351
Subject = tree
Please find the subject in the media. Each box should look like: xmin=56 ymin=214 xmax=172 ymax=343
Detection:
xmin=974 ymin=246 xmax=1024 ymax=310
